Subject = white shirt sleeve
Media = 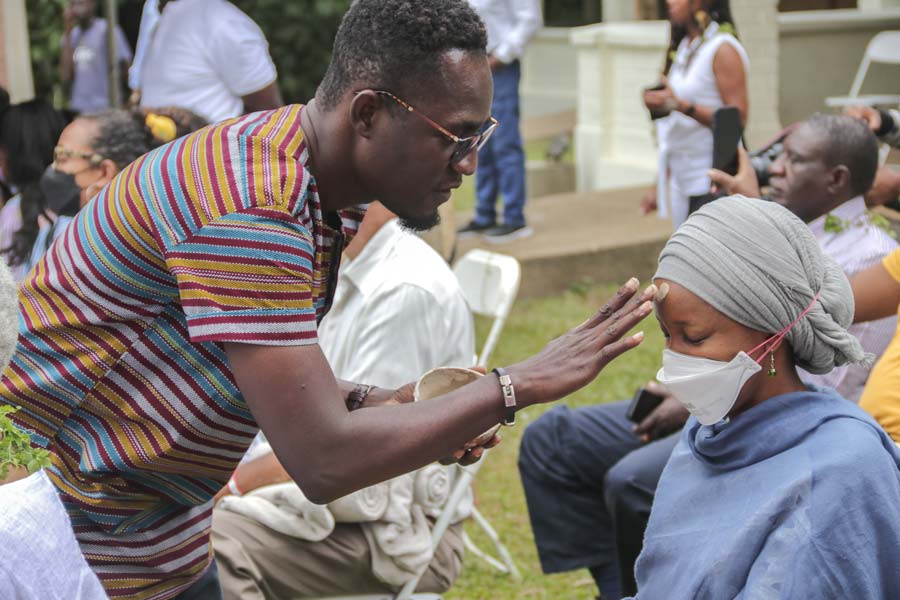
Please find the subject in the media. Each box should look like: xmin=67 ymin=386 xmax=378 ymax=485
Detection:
xmin=208 ymin=4 xmax=277 ymax=97
xmin=491 ymin=0 xmax=543 ymax=64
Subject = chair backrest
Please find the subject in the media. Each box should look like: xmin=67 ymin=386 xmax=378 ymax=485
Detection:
xmin=849 ymin=31 xmax=900 ymax=97
xmin=452 ymin=250 xmax=521 ymax=368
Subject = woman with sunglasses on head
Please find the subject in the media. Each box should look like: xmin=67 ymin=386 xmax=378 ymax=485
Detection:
xmin=624 ymin=196 xmax=900 ymax=598
xmin=25 ymin=106 xmax=206 ymax=276
xmin=641 ymin=0 xmax=749 ymax=229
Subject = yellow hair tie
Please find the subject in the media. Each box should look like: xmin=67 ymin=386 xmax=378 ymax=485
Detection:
xmin=145 ymin=113 xmax=177 ymax=143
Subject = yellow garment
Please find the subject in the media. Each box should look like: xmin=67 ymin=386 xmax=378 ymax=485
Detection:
xmin=860 ymin=249 xmax=900 ymax=442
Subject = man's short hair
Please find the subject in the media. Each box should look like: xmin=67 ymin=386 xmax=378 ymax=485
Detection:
xmin=805 ymin=113 xmax=880 ymax=197
xmin=317 ymin=0 xmax=488 ymax=110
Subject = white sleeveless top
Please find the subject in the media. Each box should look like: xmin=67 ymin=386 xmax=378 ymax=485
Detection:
xmin=655 ymin=22 xmax=750 ymax=228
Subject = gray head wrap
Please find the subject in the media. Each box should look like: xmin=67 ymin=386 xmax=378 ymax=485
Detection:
xmin=654 ymin=196 xmax=871 ymax=374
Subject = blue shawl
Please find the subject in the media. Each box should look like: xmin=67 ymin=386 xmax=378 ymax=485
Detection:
xmin=628 ymin=388 xmax=900 ymax=599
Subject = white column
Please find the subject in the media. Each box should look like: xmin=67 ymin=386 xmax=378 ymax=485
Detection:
xmin=730 ymin=0 xmax=782 ymax=148
xmin=572 ymin=21 xmax=668 ymax=191
xmin=1 ymin=0 xmax=36 ymax=103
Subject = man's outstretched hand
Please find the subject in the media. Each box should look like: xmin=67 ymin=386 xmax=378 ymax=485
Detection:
xmin=506 ymin=278 xmax=656 ymax=407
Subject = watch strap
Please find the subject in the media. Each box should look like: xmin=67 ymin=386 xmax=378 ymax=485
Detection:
xmin=346 ymin=384 xmax=374 ymax=411
xmin=492 ymin=367 xmax=516 ymax=426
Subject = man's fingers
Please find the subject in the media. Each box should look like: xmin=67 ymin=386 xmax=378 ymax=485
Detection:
xmin=736 ymin=146 xmax=752 ymax=175
xmin=707 ymin=168 xmax=734 ymax=191
xmin=596 ymin=330 xmax=645 ymax=369
xmin=601 ymin=300 xmax=653 ymax=344
xmin=582 ymin=282 xmax=656 ymax=334
xmin=644 ymin=380 xmax=669 ymax=396
xmin=577 ymin=278 xmax=640 ymax=331
xmin=634 ymin=412 xmax=657 ymax=436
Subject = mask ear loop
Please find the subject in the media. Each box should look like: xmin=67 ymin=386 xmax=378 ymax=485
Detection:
xmin=746 ymin=292 xmax=821 ymax=364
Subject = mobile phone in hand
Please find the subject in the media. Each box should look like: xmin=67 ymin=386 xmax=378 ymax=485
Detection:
xmin=712 ymin=106 xmax=743 ymax=176
xmin=626 ymin=387 xmax=666 ymax=424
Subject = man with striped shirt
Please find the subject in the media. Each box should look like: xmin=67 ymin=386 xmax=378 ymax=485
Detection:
xmin=0 ymin=1 xmax=654 ymax=599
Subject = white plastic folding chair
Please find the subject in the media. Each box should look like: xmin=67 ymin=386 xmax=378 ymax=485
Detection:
xmin=825 ymin=31 xmax=900 ymax=109
xmin=311 ymin=250 xmax=522 ymax=600
xmin=824 ymin=30 xmax=900 ymax=163
xmin=449 ymin=249 xmax=522 ymax=580
xmin=452 ymin=249 xmax=521 ymax=368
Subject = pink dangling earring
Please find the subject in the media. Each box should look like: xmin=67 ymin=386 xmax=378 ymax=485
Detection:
xmin=768 ymin=351 xmax=777 ymax=377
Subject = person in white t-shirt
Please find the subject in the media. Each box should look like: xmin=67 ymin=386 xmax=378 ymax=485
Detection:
xmin=139 ymin=0 xmax=282 ymax=123
xmin=641 ymin=0 xmax=749 ymax=229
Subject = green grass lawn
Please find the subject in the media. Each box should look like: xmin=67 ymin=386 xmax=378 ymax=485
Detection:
xmin=445 ymin=282 xmax=665 ymax=600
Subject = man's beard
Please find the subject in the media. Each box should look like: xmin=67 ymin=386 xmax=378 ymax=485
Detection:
xmin=398 ymin=210 xmax=441 ymax=232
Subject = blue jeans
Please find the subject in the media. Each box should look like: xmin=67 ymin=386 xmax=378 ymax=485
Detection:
xmin=474 ymin=60 xmax=527 ymax=228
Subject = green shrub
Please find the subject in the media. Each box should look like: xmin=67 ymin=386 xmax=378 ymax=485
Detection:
xmin=226 ymin=0 xmax=351 ymax=104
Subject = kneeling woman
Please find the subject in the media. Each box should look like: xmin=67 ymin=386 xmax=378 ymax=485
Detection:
xmin=630 ymin=196 xmax=900 ymax=598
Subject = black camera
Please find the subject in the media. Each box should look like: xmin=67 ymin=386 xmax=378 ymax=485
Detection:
xmin=748 ymin=141 xmax=784 ymax=187
xmin=747 ymin=124 xmax=800 ymax=187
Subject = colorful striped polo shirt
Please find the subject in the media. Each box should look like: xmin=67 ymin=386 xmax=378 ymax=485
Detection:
xmin=0 ymin=105 xmax=364 ymax=599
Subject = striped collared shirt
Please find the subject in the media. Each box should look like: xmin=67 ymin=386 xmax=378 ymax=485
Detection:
xmin=0 ymin=105 xmax=363 ymax=599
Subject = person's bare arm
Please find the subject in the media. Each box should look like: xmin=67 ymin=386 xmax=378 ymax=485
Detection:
xmin=644 ymin=44 xmax=747 ymax=130
xmin=711 ymin=43 xmax=748 ymax=127
xmin=242 ymin=81 xmax=283 ymax=115
xmin=215 ymin=451 xmax=292 ymax=505
xmin=851 ymin=261 xmax=900 ymax=323
xmin=226 ymin=280 xmax=655 ymax=504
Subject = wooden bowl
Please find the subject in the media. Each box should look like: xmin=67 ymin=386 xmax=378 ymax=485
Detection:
xmin=414 ymin=367 xmax=502 ymax=447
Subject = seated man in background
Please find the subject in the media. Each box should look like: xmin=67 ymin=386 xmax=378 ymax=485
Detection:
xmin=520 ymin=113 xmax=896 ymax=600
xmin=211 ymin=202 xmax=476 ymax=599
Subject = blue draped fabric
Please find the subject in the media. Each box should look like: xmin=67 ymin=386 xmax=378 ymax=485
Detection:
xmin=628 ymin=387 xmax=900 ymax=599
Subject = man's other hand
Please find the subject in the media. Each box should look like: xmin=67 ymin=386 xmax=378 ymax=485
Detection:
xmin=845 ymin=105 xmax=882 ymax=132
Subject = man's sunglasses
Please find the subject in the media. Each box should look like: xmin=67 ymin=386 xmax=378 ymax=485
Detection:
xmin=365 ymin=90 xmax=499 ymax=165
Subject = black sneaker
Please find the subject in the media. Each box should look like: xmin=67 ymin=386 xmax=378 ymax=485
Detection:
xmin=484 ymin=223 xmax=533 ymax=243
xmin=457 ymin=220 xmax=495 ymax=238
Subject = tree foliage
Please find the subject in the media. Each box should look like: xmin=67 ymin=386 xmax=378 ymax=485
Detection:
xmin=26 ymin=0 xmax=350 ymax=106
xmin=221 ymin=0 xmax=351 ymax=103
xmin=27 ymin=0 xmax=68 ymax=103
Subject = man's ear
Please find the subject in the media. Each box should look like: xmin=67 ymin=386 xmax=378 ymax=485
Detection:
xmin=349 ymin=91 xmax=383 ymax=139
xmin=828 ymin=164 xmax=852 ymax=196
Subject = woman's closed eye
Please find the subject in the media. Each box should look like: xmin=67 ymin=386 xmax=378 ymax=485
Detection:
xmin=682 ymin=332 xmax=710 ymax=346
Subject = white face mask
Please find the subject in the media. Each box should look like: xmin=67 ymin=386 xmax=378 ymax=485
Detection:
xmin=656 ymin=349 xmax=761 ymax=426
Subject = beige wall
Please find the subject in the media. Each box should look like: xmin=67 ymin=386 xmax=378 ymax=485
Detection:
xmin=521 ymin=28 xmax=579 ymax=117
xmin=571 ymin=21 xmax=668 ymax=191
xmin=779 ymin=9 xmax=900 ymax=127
